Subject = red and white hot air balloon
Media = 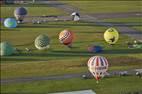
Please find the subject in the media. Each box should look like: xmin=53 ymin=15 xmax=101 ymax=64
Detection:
xmin=87 ymin=56 xmax=109 ymax=82
xmin=59 ymin=29 xmax=74 ymax=48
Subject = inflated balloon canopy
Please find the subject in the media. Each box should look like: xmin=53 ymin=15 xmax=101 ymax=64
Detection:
xmin=87 ymin=56 xmax=109 ymax=81
xmin=35 ymin=34 xmax=50 ymax=50
xmin=88 ymin=45 xmax=103 ymax=53
xmin=0 ymin=42 xmax=15 ymax=56
xmin=104 ymin=27 xmax=119 ymax=45
xmin=14 ymin=7 xmax=27 ymax=15
xmin=4 ymin=18 xmax=17 ymax=28
xmin=59 ymin=29 xmax=74 ymax=45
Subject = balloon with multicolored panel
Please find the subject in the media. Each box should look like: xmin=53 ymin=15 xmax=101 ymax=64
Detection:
xmin=4 ymin=18 xmax=17 ymax=28
xmin=87 ymin=56 xmax=109 ymax=82
xmin=59 ymin=29 xmax=74 ymax=48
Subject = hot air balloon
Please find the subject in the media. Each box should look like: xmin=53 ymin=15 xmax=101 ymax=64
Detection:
xmin=87 ymin=56 xmax=109 ymax=83
xmin=4 ymin=18 xmax=17 ymax=28
xmin=14 ymin=7 xmax=27 ymax=23
xmin=104 ymin=27 xmax=119 ymax=45
xmin=0 ymin=42 xmax=15 ymax=56
xmin=59 ymin=29 xmax=74 ymax=48
xmin=71 ymin=12 xmax=80 ymax=21
xmin=35 ymin=34 xmax=50 ymax=50
xmin=88 ymin=45 xmax=103 ymax=53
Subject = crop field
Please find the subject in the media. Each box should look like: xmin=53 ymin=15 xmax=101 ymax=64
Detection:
xmin=0 ymin=1 xmax=142 ymax=94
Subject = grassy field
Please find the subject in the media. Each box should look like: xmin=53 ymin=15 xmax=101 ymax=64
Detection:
xmin=1 ymin=77 xmax=142 ymax=94
xmin=1 ymin=1 xmax=142 ymax=94
xmin=102 ymin=17 xmax=142 ymax=31
xmin=0 ymin=5 xmax=67 ymax=18
xmin=62 ymin=1 xmax=141 ymax=13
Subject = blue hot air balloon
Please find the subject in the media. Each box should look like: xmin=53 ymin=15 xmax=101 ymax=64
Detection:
xmin=4 ymin=18 xmax=17 ymax=28
xmin=88 ymin=45 xmax=103 ymax=53
xmin=14 ymin=7 xmax=27 ymax=23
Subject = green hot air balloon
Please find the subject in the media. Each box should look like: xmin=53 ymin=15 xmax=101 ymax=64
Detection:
xmin=35 ymin=34 xmax=50 ymax=50
xmin=0 ymin=42 xmax=15 ymax=56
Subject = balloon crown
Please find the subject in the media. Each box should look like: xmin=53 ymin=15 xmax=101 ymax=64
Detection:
xmin=108 ymin=28 xmax=114 ymax=32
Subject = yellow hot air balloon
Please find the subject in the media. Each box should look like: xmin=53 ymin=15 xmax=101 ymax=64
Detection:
xmin=104 ymin=27 xmax=119 ymax=45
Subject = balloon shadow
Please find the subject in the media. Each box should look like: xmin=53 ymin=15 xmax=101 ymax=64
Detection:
xmin=18 ymin=25 xmax=68 ymax=28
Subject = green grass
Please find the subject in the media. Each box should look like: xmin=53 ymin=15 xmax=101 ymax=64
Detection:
xmin=62 ymin=1 xmax=141 ymax=13
xmin=1 ymin=21 xmax=142 ymax=79
xmin=102 ymin=17 xmax=142 ymax=23
xmin=1 ymin=3 xmax=142 ymax=94
xmin=1 ymin=77 xmax=142 ymax=94
xmin=102 ymin=17 xmax=142 ymax=31
xmin=0 ymin=6 xmax=67 ymax=18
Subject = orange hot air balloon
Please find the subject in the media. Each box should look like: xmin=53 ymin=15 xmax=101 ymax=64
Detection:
xmin=59 ymin=29 xmax=74 ymax=48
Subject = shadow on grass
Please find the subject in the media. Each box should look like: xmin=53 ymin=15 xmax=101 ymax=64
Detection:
xmin=0 ymin=28 xmax=20 ymax=31
xmin=18 ymin=25 xmax=68 ymax=28
xmin=43 ymin=22 xmax=142 ymax=27
xmin=119 ymin=31 xmax=142 ymax=34
xmin=14 ymin=42 xmax=34 ymax=46
xmin=0 ymin=57 xmax=48 ymax=62
xmin=1 ymin=49 xmax=142 ymax=62
xmin=6 ymin=49 xmax=142 ymax=57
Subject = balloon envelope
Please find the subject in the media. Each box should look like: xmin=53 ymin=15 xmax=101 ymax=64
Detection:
xmin=88 ymin=45 xmax=102 ymax=53
xmin=35 ymin=34 xmax=50 ymax=50
xmin=87 ymin=56 xmax=108 ymax=80
xmin=4 ymin=18 xmax=17 ymax=28
xmin=14 ymin=7 xmax=27 ymax=22
xmin=59 ymin=29 xmax=74 ymax=45
xmin=14 ymin=7 xmax=27 ymax=15
xmin=104 ymin=27 xmax=119 ymax=45
xmin=0 ymin=42 xmax=15 ymax=56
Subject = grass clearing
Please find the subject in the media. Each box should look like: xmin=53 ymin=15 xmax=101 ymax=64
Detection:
xmin=1 ymin=77 xmax=142 ymax=94
xmin=102 ymin=17 xmax=142 ymax=31
xmin=62 ymin=1 xmax=141 ymax=13
xmin=1 ymin=3 xmax=142 ymax=94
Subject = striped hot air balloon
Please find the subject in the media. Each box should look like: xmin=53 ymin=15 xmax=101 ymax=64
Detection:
xmin=87 ymin=56 xmax=109 ymax=81
xmin=59 ymin=29 xmax=74 ymax=48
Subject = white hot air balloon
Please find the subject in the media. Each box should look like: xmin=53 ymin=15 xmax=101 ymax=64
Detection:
xmin=87 ymin=56 xmax=109 ymax=83
xmin=71 ymin=12 xmax=80 ymax=21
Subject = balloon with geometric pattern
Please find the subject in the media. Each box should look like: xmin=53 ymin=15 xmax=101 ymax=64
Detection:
xmin=59 ymin=29 xmax=74 ymax=48
xmin=35 ymin=34 xmax=50 ymax=50
xmin=87 ymin=56 xmax=109 ymax=82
